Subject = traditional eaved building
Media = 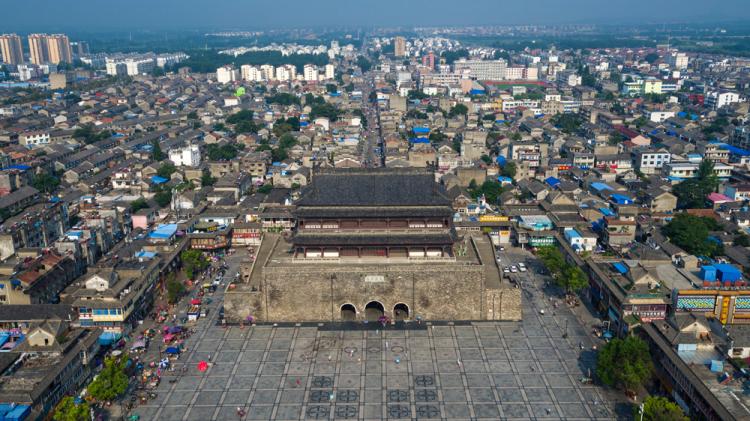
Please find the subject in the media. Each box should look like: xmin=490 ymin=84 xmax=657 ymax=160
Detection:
xmin=224 ymin=168 xmax=522 ymax=323
xmin=292 ymin=169 xmax=459 ymax=260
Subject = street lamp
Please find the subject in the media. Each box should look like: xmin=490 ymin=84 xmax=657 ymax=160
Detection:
xmin=638 ymin=402 xmax=645 ymax=421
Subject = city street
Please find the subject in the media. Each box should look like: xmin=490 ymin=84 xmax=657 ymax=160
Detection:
xmin=124 ymin=249 xmax=629 ymax=421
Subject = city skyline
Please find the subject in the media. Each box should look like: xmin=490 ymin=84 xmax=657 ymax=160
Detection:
xmin=1 ymin=0 xmax=750 ymax=31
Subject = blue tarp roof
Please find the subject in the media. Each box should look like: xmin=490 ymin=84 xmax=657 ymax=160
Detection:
xmin=409 ymin=137 xmax=430 ymax=144
xmin=413 ymin=127 xmax=430 ymax=134
xmin=149 ymin=224 xmax=178 ymax=239
xmin=545 ymin=177 xmax=560 ymax=187
xmin=720 ymin=144 xmax=750 ymax=157
xmin=98 ymin=331 xmax=122 ymax=346
xmin=151 ymin=175 xmax=169 ymax=184
xmin=610 ymin=194 xmax=633 ymax=205
xmin=590 ymin=182 xmax=612 ymax=192
xmin=613 ymin=262 xmax=629 ymax=274
xmin=497 ymin=176 xmax=513 ymax=183
xmin=599 ymin=207 xmax=615 ymax=217
xmin=496 ymin=156 xmax=507 ymax=166
xmin=135 ymin=251 xmax=157 ymax=259
xmin=1 ymin=164 xmax=31 ymax=171
xmin=1 ymin=404 xmax=31 ymax=420
xmin=714 ymin=263 xmax=741 ymax=274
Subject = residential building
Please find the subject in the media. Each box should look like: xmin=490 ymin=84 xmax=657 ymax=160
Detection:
xmin=27 ymin=34 xmax=48 ymax=65
xmin=18 ymin=131 xmax=50 ymax=148
xmin=67 ymin=258 xmax=161 ymax=335
xmin=169 ymin=144 xmax=201 ymax=167
xmin=454 ymin=59 xmax=507 ymax=81
xmin=705 ymin=91 xmax=741 ymax=109
xmin=0 ymin=34 xmax=24 ymax=65
xmin=634 ymin=150 xmax=671 ymax=174
xmin=0 ymin=324 xmax=101 ymax=420
xmin=216 ymin=65 xmax=238 ymax=84
xmin=394 ymin=36 xmax=406 ymax=57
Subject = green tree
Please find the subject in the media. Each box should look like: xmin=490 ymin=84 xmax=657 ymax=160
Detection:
xmin=449 ymin=103 xmax=469 ymax=118
xmin=596 ymin=336 xmax=653 ymax=393
xmin=32 ymin=172 xmax=60 ymax=194
xmin=201 ymin=169 xmax=216 ymax=187
xmin=151 ymin=139 xmax=166 ymax=161
xmin=537 ymin=247 xmax=588 ymax=292
xmin=662 ymin=213 xmax=723 ymax=257
xmin=551 ymin=113 xmax=583 ymax=134
xmin=88 ymin=355 xmax=130 ymax=401
xmin=734 ymin=234 xmax=750 ymax=247
xmin=429 ymin=130 xmax=448 ymax=144
xmin=156 ymin=162 xmax=177 ymax=179
xmin=53 ymin=396 xmax=90 ymax=421
xmin=356 ymin=56 xmax=372 ymax=72
xmin=636 ymin=396 xmax=688 ymax=421
xmin=644 ymin=53 xmax=660 ymax=64
xmin=310 ymin=102 xmax=342 ymax=122
xmin=480 ymin=155 xmax=492 ymax=165
xmin=154 ymin=190 xmax=172 ymax=208
xmin=187 ymin=111 xmax=198 ymax=120
xmin=468 ymin=180 xmax=505 ymax=204
xmin=257 ymin=184 xmax=273 ymax=194
xmin=181 ymin=249 xmax=210 ymax=279
xmin=500 ymin=162 xmax=517 ymax=178
xmin=226 ymin=109 xmax=253 ymax=124
xmin=672 ymin=159 xmax=719 ymax=209
xmin=166 ymin=273 xmax=185 ymax=303
xmin=325 ymin=83 xmax=338 ymax=93
xmin=73 ymin=124 xmax=112 ymax=145
xmin=205 ymin=143 xmax=239 ymax=161
xmin=266 ymin=93 xmax=300 ymax=105
xmin=130 ymin=198 xmax=148 ymax=213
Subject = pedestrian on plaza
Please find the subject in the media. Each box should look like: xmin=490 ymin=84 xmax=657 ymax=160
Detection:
xmin=295 ymin=378 xmax=301 ymax=387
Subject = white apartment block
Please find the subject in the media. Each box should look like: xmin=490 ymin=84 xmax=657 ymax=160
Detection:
xmin=260 ymin=65 xmax=275 ymax=81
xmin=453 ymin=59 xmax=507 ymax=81
xmin=169 ymin=144 xmax=201 ymax=167
xmin=19 ymin=131 xmax=50 ymax=147
xmin=106 ymin=56 xmax=155 ymax=76
xmin=303 ymin=64 xmax=318 ymax=82
xmin=216 ymin=65 xmax=238 ymax=84
xmin=156 ymin=52 xmax=188 ymax=68
xmin=241 ymin=65 xmax=264 ymax=82
xmin=635 ymin=151 xmax=671 ymax=174
xmin=324 ymin=64 xmax=335 ymax=80
xmin=705 ymin=91 xmax=741 ymax=109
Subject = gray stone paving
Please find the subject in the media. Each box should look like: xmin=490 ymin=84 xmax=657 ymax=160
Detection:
xmin=141 ymin=320 xmax=623 ymax=420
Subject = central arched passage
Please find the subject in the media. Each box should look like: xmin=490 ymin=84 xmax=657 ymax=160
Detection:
xmin=364 ymin=301 xmax=384 ymax=321
xmin=340 ymin=304 xmax=357 ymax=321
xmin=393 ymin=303 xmax=409 ymax=320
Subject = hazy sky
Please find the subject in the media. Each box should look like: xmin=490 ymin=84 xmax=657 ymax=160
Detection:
xmin=2 ymin=0 xmax=748 ymax=31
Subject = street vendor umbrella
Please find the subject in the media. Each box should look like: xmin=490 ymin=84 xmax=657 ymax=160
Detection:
xmin=163 ymin=333 xmax=175 ymax=342
xmin=131 ymin=339 xmax=146 ymax=349
xmin=197 ymin=360 xmax=208 ymax=372
xmin=111 ymin=350 xmax=123 ymax=357
xmin=168 ymin=326 xmax=183 ymax=334
xmin=191 ymin=298 xmax=202 ymax=305
xmin=165 ymin=346 xmax=180 ymax=354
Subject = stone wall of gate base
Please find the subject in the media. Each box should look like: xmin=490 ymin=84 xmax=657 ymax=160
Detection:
xmin=225 ymin=263 xmax=522 ymax=323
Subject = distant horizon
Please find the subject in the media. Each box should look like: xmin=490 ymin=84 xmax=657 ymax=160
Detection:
xmin=2 ymin=0 xmax=749 ymax=33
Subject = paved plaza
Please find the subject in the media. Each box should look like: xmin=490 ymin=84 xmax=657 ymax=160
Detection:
xmin=136 ymin=317 xmax=625 ymax=420
xmin=128 ymin=249 xmax=628 ymax=420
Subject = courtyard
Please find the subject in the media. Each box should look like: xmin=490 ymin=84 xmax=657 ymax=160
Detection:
xmin=131 ymin=310 xmax=627 ymax=420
